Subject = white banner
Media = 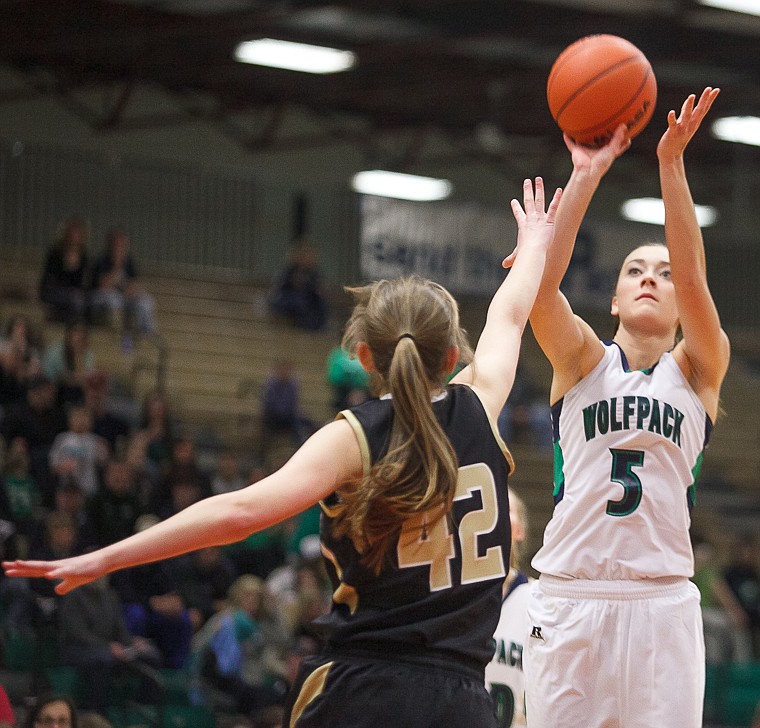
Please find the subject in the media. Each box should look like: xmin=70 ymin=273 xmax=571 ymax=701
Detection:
xmin=359 ymin=194 xmax=618 ymax=308
xmin=359 ymin=195 xmax=514 ymax=296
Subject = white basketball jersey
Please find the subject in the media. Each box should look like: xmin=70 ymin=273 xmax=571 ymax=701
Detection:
xmin=532 ymin=341 xmax=711 ymax=580
xmin=486 ymin=572 xmax=531 ymax=727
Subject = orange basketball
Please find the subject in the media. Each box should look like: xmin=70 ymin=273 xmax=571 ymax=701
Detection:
xmin=547 ymin=34 xmax=657 ymax=147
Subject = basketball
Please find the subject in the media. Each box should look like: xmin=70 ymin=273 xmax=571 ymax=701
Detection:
xmin=547 ymin=34 xmax=657 ymax=147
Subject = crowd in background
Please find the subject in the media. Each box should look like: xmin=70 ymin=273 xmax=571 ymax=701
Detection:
xmin=0 ymin=328 xmax=333 ymax=722
xmin=38 ymin=217 xmax=156 ymax=352
xmin=0 ymin=216 xmax=341 ymax=727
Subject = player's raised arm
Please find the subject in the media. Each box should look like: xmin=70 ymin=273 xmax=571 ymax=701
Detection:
xmin=522 ymin=126 xmax=630 ymax=399
xmin=452 ymin=177 xmax=561 ymax=420
xmin=657 ymin=87 xmax=729 ymax=415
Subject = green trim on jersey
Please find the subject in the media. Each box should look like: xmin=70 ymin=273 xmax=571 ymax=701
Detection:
xmin=552 ymin=440 xmax=564 ymax=499
xmin=688 ymin=451 xmax=704 ymax=506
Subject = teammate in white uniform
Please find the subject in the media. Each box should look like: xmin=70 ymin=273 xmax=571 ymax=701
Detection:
xmin=486 ymin=489 xmax=532 ymax=727
xmin=508 ymin=88 xmax=730 ymax=728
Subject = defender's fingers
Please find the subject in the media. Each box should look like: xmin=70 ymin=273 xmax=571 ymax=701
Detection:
xmin=533 ymin=177 xmax=545 ymax=211
xmin=522 ymin=178 xmax=535 ymax=210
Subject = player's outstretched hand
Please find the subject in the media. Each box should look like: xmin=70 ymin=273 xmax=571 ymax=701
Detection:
xmin=501 ymin=177 xmax=562 ymax=269
xmin=657 ymin=87 xmax=720 ymax=164
xmin=3 ymin=553 xmax=105 ymax=595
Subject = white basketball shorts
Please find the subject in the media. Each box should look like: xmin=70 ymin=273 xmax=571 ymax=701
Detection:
xmin=523 ymin=575 xmax=704 ymax=728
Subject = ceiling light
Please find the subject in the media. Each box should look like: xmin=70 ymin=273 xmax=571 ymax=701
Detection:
xmin=234 ymin=39 xmax=357 ymax=74
xmin=697 ymin=0 xmax=760 ymax=16
xmin=621 ymin=197 xmax=718 ymax=227
xmin=712 ymin=116 xmax=760 ymax=146
xmin=351 ymin=170 xmax=453 ymax=201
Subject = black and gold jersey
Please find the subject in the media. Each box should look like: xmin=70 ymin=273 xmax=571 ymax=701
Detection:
xmin=315 ymin=383 xmax=514 ymax=675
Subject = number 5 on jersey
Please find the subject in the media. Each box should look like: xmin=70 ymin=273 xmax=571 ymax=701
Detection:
xmin=607 ymin=448 xmax=645 ymax=517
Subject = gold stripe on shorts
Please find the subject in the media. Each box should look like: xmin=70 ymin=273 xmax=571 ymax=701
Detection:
xmin=290 ymin=661 xmax=333 ymax=728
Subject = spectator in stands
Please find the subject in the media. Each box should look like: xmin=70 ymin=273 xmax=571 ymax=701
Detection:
xmin=324 ymin=342 xmax=370 ymax=413
xmin=692 ymin=536 xmax=753 ymax=664
xmin=42 ymin=319 xmax=95 ymax=407
xmin=258 ymin=361 xmax=315 ymax=458
xmin=189 ymin=575 xmax=289 ymax=716
xmin=48 ymin=404 xmax=109 ymax=499
xmin=0 ymin=374 xmax=67 ymax=505
xmin=0 ymin=348 xmax=27 ymax=415
xmin=49 ymin=478 xmax=99 ymax=553
xmin=0 ymin=314 xmax=43 ymax=413
xmin=157 ymin=472 xmax=205 ymax=522
xmin=1 ymin=437 xmax=41 ymax=552
xmin=135 ymin=389 xmax=174 ymax=477
xmin=123 ymin=432 xmax=159 ymax=514
xmin=88 ymin=458 xmax=142 ymax=547
xmin=0 ymin=314 xmax=43 ymax=373
xmin=165 ymin=436 xmax=212 ymax=495
xmin=175 ymin=545 xmax=238 ymax=629
xmin=152 ymin=436 xmax=210 ymax=516
xmin=268 ymin=241 xmax=328 ymax=331
xmin=88 ymin=228 xmax=157 ymax=349
xmin=81 ymin=370 xmax=130 ymax=457
xmin=723 ymin=533 xmax=760 ymax=659
xmin=22 ymin=693 xmax=78 ymax=728
xmin=58 ymin=574 xmax=161 ymax=714
xmin=210 ymin=448 xmax=246 ymax=496
xmin=39 ymin=215 xmax=91 ymax=322
xmin=110 ymin=515 xmax=193 ymax=670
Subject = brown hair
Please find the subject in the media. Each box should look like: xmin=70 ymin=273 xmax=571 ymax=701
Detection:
xmin=334 ymin=276 xmax=473 ymax=574
xmin=24 ymin=693 xmax=79 ymax=728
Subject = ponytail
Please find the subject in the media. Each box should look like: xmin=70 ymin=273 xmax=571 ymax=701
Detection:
xmin=333 ymin=277 xmax=471 ymax=574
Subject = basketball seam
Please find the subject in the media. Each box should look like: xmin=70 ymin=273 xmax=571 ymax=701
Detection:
xmin=553 ymin=56 xmax=643 ymax=123
xmin=571 ymin=69 xmax=654 ymax=136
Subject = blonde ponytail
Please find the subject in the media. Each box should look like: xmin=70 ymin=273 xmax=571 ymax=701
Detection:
xmin=333 ymin=277 xmax=472 ymax=574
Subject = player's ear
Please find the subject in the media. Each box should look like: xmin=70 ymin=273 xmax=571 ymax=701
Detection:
xmin=610 ymin=295 xmax=619 ymax=318
xmin=356 ymin=342 xmax=376 ymax=373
